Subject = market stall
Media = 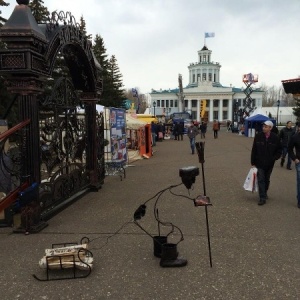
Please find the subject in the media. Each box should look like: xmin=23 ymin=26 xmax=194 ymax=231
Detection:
xmin=244 ymin=114 xmax=274 ymax=137
xmin=126 ymin=114 xmax=152 ymax=160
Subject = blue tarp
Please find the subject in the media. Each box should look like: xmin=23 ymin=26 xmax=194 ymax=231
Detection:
xmin=244 ymin=114 xmax=274 ymax=137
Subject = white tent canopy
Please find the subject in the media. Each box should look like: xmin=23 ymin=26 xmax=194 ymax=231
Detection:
xmin=126 ymin=114 xmax=147 ymax=130
xmin=249 ymin=107 xmax=268 ymax=117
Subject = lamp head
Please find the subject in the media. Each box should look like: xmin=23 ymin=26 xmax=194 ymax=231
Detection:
xmin=179 ymin=166 xmax=199 ymax=189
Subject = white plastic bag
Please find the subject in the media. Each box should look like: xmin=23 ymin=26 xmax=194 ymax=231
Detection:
xmin=243 ymin=167 xmax=258 ymax=192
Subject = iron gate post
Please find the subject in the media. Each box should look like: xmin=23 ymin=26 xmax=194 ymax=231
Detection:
xmin=0 ymin=1 xmax=48 ymax=232
xmin=82 ymin=94 xmax=100 ymax=189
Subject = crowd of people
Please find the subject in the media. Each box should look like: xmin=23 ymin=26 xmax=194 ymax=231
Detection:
xmin=151 ymin=118 xmax=300 ymax=209
xmin=151 ymin=119 xmax=221 ymax=153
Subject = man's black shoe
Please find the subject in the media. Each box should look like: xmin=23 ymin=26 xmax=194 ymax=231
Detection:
xmin=280 ymin=158 xmax=285 ymax=167
xmin=287 ymin=167 xmax=292 ymax=170
xmin=258 ymin=199 xmax=266 ymax=205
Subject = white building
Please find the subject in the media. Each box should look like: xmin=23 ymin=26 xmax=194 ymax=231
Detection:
xmin=264 ymin=106 xmax=297 ymax=124
xmin=150 ymin=45 xmax=264 ymax=122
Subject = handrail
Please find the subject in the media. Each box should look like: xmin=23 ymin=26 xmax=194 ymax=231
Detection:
xmin=0 ymin=119 xmax=31 ymax=141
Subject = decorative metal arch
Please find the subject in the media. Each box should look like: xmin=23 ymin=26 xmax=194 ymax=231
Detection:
xmin=0 ymin=2 xmax=105 ymax=228
xmin=42 ymin=11 xmax=102 ymax=94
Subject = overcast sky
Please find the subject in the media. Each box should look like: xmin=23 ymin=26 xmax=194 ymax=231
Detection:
xmin=2 ymin=0 xmax=300 ymax=94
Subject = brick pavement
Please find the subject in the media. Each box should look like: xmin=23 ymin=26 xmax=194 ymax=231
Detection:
xmin=0 ymin=128 xmax=299 ymax=299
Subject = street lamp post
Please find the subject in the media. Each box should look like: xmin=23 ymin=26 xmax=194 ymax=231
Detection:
xmin=276 ymin=100 xmax=280 ymax=125
xmin=280 ymin=110 xmax=282 ymax=124
xmin=233 ymin=100 xmax=238 ymax=123
xmin=153 ymin=101 xmax=156 ymax=117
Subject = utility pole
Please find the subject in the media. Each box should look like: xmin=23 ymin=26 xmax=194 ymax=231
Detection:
xmin=178 ymin=74 xmax=185 ymax=112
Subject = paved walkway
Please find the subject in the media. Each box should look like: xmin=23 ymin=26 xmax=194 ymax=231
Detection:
xmin=1 ymin=128 xmax=299 ymax=300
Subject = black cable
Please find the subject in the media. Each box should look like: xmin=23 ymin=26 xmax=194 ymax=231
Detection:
xmin=152 ymin=184 xmax=187 ymax=244
xmin=87 ymin=182 xmax=195 ymax=251
xmin=143 ymin=182 xmax=182 ymax=206
xmin=88 ymin=221 xmax=135 ymax=251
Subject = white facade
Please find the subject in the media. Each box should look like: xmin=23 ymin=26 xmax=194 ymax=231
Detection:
xmin=263 ymin=107 xmax=297 ymax=124
xmin=150 ymin=45 xmax=264 ymax=122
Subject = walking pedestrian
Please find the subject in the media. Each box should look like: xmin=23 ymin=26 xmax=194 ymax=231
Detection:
xmin=212 ymin=120 xmax=219 ymax=139
xmin=279 ymin=121 xmax=294 ymax=170
xmin=251 ymin=120 xmax=282 ymax=205
xmin=271 ymin=125 xmax=279 ymax=135
xmin=287 ymin=125 xmax=300 ymax=208
xmin=151 ymin=121 xmax=157 ymax=146
xmin=199 ymin=121 xmax=207 ymax=139
xmin=178 ymin=122 xmax=184 ymax=141
xmin=187 ymin=122 xmax=198 ymax=154
xmin=157 ymin=122 xmax=164 ymax=142
xmin=173 ymin=122 xmax=179 ymax=140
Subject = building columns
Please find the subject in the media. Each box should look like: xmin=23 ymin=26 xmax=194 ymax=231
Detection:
xmin=228 ymin=99 xmax=233 ymax=121
xmin=209 ymin=99 xmax=214 ymax=121
xmin=197 ymin=99 xmax=201 ymax=122
xmin=218 ymin=99 xmax=223 ymax=121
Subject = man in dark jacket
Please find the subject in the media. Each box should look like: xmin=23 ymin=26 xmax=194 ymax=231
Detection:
xmin=199 ymin=122 xmax=207 ymax=139
xmin=187 ymin=122 xmax=198 ymax=154
xmin=287 ymin=125 xmax=300 ymax=208
xmin=279 ymin=121 xmax=294 ymax=170
xmin=251 ymin=120 xmax=282 ymax=205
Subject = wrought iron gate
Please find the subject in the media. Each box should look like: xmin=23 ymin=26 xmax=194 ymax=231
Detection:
xmin=0 ymin=2 xmax=105 ymax=228
xmin=38 ymin=77 xmax=104 ymax=217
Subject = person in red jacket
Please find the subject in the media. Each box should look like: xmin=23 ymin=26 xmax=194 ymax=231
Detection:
xmin=251 ymin=120 xmax=282 ymax=205
xmin=212 ymin=120 xmax=220 ymax=138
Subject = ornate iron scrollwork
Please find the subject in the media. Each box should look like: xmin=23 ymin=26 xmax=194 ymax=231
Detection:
xmin=39 ymin=77 xmax=90 ymax=216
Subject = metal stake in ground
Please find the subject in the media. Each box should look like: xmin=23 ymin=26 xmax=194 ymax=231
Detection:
xmin=195 ymin=141 xmax=212 ymax=268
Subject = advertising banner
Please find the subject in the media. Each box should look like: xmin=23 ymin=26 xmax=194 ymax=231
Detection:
xmin=109 ymin=108 xmax=127 ymax=161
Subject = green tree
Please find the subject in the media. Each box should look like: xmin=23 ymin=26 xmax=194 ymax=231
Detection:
xmin=92 ymin=35 xmax=117 ymax=107
xmin=92 ymin=34 xmax=109 ymax=74
xmin=292 ymin=96 xmax=300 ymax=121
xmin=107 ymin=54 xmax=124 ymax=107
xmin=79 ymin=15 xmax=92 ymax=41
xmin=28 ymin=0 xmax=50 ymax=23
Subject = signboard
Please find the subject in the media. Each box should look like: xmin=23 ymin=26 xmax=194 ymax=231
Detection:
xmin=242 ymin=73 xmax=258 ymax=83
xmin=109 ymin=108 xmax=127 ymax=161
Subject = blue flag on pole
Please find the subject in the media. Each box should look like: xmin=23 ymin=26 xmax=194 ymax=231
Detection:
xmin=205 ymin=32 xmax=215 ymax=38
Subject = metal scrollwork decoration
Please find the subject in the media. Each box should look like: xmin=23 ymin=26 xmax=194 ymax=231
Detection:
xmin=40 ymin=77 xmax=86 ymax=175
